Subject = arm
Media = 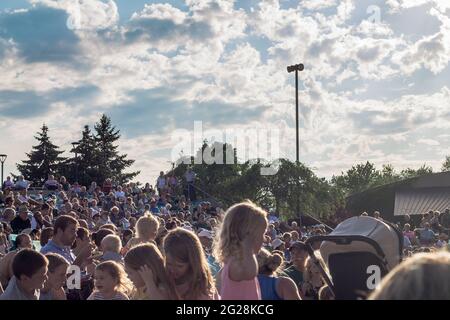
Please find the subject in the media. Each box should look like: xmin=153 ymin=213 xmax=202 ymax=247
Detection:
xmin=138 ymin=265 xmax=167 ymax=300
xmin=277 ymin=277 xmax=301 ymax=300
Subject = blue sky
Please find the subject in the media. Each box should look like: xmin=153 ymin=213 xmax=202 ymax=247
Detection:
xmin=1 ymin=0 xmax=450 ymax=183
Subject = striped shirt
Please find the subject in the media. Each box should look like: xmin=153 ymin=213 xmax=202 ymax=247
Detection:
xmin=87 ymin=291 xmax=129 ymax=300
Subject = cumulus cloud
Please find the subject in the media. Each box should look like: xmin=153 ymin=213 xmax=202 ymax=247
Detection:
xmin=1 ymin=0 xmax=450 ymax=181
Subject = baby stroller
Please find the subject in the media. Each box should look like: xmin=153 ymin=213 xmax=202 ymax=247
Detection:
xmin=305 ymin=216 xmax=403 ymax=300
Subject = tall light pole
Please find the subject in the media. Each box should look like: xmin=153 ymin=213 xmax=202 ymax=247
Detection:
xmin=71 ymin=142 xmax=80 ymax=183
xmin=287 ymin=63 xmax=304 ymax=163
xmin=287 ymin=63 xmax=304 ymax=225
xmin=0 ymin=154 xmax=7 ymax=190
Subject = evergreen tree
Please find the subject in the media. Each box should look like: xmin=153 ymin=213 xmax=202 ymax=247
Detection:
xmin=93 ymin=114 xmax=139 ymax=184
xmin=17 ymin=124 xmax=66 ymax=185
xmin=65 ymin=125 xmax=98 ymax=185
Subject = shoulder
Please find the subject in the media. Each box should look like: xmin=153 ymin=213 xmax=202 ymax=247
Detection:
xmin=277 ymin=276 xmax=297 ymax=289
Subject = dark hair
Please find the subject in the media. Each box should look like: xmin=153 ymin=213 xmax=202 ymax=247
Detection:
xmin=122 ymin=229 xmax=133 ymax=238
xmin=76 ymin=227 xmax=90 ymax=241
xmin=12 ymin=249 xmax=48 ymax=279
xmin=40 ymin=227 xmax=54 ymax=247
xmin=54 ymin=215 xmax=78 ymax=235
xmin=16 ymin=233 xmax=31 ymax=248
xmin=92 ymin=228 xmax=114 ymax=248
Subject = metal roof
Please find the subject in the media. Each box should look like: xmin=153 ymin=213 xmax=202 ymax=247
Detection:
xmin=394 ymin=187 xmax=450 ymax=216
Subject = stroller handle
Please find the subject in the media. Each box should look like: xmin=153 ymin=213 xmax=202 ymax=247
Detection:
xmin=305 ymin=235 xmax=387 ymax=259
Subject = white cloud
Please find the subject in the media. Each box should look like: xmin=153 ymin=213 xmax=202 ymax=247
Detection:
xmin=418 ymin=139 xmax=440 ymax=146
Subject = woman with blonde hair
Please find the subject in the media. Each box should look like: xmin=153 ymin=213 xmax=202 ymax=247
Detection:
xmin=163 ymin=228 xmax=218 ymax=300
xmin=123 ymin=215 xmax=159 ymax=254
xmin=124 ymin=243 xmax=178 ymax=300
xmin=257 ymin=248 xmax=301 ymax=300
xmin=369 ymin=251 xmax=450 ymax=300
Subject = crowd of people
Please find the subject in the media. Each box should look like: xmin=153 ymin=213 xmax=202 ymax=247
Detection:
xmin=0 ymin=171 xmax=449 ymax=300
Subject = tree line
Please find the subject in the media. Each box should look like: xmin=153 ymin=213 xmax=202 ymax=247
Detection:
xmin=171 ymin=141 xmax=450 ymax=221
xmin=14 ymin=118 xmax=450 ymax=221
xmin=15 ymin=114 xmax=139 ymax=186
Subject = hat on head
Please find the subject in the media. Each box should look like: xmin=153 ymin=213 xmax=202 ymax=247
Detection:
xmin=18 ymin=205 xmax=29 ymax=214
xmin=271 ymin=238 xmax=284 ymax=250
xmin=289 ymin=241 xmax=308 ymax=252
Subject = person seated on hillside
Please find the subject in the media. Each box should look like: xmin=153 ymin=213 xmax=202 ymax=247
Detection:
xmin=439 ymin=209 xmax=450 ymax=230
xmin=430 ymin=211 xmax=441 ymax=232
xmin=3 ymin=177 xmax=15 ymax=191
xmin=373 ymin=211 xmax=383 ymax=221
xmin=14 ymin=176 xmax=30 ymax=191
xmin=420 ymin=211 xmax=433 ymax=228
xmin=43 ymin=175 xmax=59 ymax=191
xmin=417 ymin=223 xmax=436 ymax=246
xmin=10 ymin=205 xmax=32 ymax=234
xmin=403 ymin=224 xmax=418 ymax=246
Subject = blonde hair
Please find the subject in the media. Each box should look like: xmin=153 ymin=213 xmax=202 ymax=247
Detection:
xmin=257 ymin=248 xmax=283 ymax=276
xmin=213 ymin=200 xmax=268 ymax=264
xmin=136 ymin=215 xmax=159 ymax=241
xmin=124 ymin=243 xmax=179 ymax=300
xmin=369 ymin=252 xmax=450 ymax=300
xmin=95 ymin=261 xmax=133 ymax=297
xmin=304 ymin=251 xmax=328 ymax=283
xmin=163 ymin=228 xmax=215 ymax=300
xmin=101 ymin=235 xmax=122 ymax=253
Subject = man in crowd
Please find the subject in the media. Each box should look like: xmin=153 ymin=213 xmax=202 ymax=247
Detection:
xmin=284 ymin=241 xmax=309 ymax=294
xmin=10 ymin=205 xmax=32 ymax=234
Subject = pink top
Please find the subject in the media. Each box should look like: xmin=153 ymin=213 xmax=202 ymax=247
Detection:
xmin=220 ymin=262 xmax=261 ymax=300
xmin=176 ymin=282 xmax=221 ymax=300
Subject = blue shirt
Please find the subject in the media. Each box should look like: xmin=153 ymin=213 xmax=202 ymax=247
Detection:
xmin=150 ymin=207 xmax=160 ymax=214
xmin=257 ymin=275 xmax=282 ymax=300
xmin=40 ymin=240 xmax=76 ymax=264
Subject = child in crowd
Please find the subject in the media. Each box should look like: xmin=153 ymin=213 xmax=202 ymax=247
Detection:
xmin=124 ymin=215 xmax=159 ymax=254
xmin=88 ymin=261 xmax=132 ymax=300
xmin=100 ymin=235 xmax=124 ymax=264
xmin=124 ymin=244 xmax=178 ymax=300
xmin=213 ymin=200 xmax=268 ymax=300
xmin=0 ymin=249 xmax=48 ymax=300
xmin=40 ymin=253 xmax=70 ymax=300
xmin=163 ymin=228 xmax=218 ymax=300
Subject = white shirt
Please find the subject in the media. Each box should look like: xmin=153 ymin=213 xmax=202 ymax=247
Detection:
xmin=16 ymin=180 xmax=29 ymax=189
xmin=115 ymin=191 xmax=125 ymax=198
xmin=157 ymin=177 xmax=166 ymax=188
xmin=185 ymin=171 xmax=196 ymax=183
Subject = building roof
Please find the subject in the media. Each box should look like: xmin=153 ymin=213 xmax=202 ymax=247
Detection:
xmin=394 ymin=187 xmax=450 ymax=216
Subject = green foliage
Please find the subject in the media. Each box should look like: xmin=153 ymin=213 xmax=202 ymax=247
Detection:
xmin=441 ymin=156 xmax=450 ymax=172
xmin=18 ymin=115 xmax=139 ymax=186
xmin=16 ymin=124 xmax=66 ymax=185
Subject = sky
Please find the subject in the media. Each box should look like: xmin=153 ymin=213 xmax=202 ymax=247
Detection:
xmin=1 ymin=0 xmax=450 ymax=184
